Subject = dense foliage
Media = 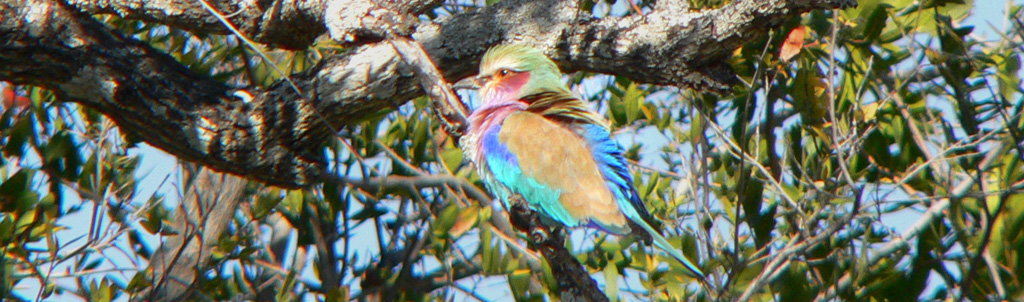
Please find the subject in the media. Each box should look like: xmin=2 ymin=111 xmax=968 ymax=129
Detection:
xmin=1 ymin=0 xmax=1021 ymax=301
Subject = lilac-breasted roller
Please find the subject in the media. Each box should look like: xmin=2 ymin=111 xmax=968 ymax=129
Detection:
xmin=456 ymin=44 xmax=705 ymax=279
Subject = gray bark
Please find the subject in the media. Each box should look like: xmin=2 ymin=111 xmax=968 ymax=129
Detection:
xmin=0 ymin=0 xmax=854 ymax=188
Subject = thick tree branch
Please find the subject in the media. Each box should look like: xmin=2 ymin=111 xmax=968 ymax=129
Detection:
xmin=0 ymin=0 xmax=855 ymax=188
xmin=1 ymin=0 xmax=331 ymax=188
xmin=66 ymin=0 xmax=445 ymax=49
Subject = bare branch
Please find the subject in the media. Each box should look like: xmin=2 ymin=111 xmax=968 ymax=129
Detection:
xmin=136 ymin=165 xmax=249 ymax=302
xmin=341 ymin=174 xmax=489 ymax=203
xmin=389 ymin=37 xmax=469 ymax=137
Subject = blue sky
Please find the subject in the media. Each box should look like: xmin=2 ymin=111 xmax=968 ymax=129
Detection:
xmin=7 ymin=0 xmax=1020 ymax=300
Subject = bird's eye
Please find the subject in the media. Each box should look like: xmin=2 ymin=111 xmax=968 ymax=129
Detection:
xmin=497 ymin=69 xmax=510 ymax=77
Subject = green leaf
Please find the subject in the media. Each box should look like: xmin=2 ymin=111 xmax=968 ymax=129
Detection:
xmin=508 ymin=269 xmax=533 ymax=300
xmin=252 ymin=192 xmax=281 ymax=219
xmin=440 ymin=147 xmax=464 ymax=173
xmin=790 ymin=63 xmax=828 ymax=123
xmin=623 ymin=82 xmax=644 ymax=124
xmin=432 ymin=202 xmax=459 ymax=239
xmin=0 ymin=169 xmax=30 ymax=201
xmin=603 ymin=263 xmax=619 ymax=301
xmin=607 ymin=85 xmax=628 ymax=126
xmin=997 ymin=51 xmax=1022 ymax=101
xmin=449 ymin=204 xmax=480 ymax=238
xmin=2 ymin=114 xmax=33 ymax=158
xmin=862 ymin=4 xmax=892 ymax=41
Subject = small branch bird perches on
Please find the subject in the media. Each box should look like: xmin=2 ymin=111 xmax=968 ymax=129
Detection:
xmin=456 ymin=43 xmax=705 ymax=280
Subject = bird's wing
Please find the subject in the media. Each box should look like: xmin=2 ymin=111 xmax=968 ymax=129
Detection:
xmin=481 ymin=111 xmax=630 ymax=233
xmin=522 ymin=92 xmax=654 ymax=224
xmin=574 ymin=124 xmax=705 ymax=279
xmin=573 ymin=123 xmax=658 ymax=228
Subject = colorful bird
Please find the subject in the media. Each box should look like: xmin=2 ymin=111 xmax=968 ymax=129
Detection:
xmin=456 ymin=44 xmax=705 ymax=279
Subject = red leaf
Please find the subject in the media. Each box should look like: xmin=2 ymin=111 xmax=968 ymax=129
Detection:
xmin=780 ymin=26 xmax=806 ymax=62
xmin=1 ymin=86 xmax=30 ymax=109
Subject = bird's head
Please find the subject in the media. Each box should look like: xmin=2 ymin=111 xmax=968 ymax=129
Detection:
xmin=454 ymin=44 xmax=570 ymax=106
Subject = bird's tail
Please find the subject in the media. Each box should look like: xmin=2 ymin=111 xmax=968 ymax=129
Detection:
xmin=634 ymin=220 xmax=706 ymax=280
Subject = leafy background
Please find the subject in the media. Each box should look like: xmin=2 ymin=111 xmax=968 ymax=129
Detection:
xmin=1 ymin=0 xmax=1022 ymax=301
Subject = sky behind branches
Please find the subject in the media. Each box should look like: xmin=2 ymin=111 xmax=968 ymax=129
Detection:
xmin=8 ymin=0 xmax=1017 ymax=300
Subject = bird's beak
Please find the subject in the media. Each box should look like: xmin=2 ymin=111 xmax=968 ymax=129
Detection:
xmin=452 ymin=75 xmax=483 ymax=90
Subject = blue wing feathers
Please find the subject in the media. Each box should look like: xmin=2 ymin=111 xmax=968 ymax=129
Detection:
xmin=577 ymin=126 xmax=707 ymax=278
xmin=577 ymin=124 xmax=653 ymax=224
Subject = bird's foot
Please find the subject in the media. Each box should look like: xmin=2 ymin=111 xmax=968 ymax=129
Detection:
xmin=508 ymin=200 xmax=535 ymax=233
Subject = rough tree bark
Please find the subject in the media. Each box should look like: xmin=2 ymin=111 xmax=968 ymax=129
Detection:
xmin=0 ymin=0 xmax=854 ymax=188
